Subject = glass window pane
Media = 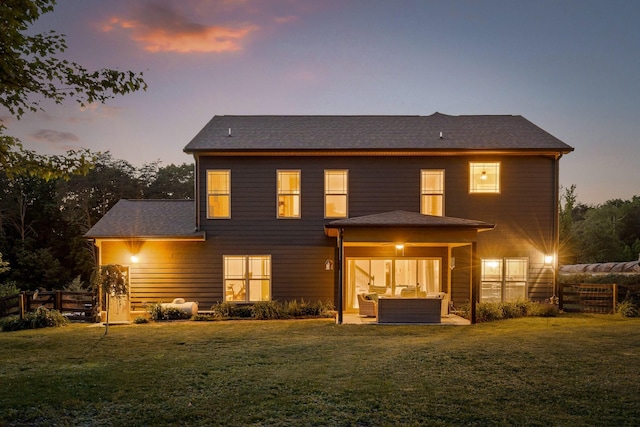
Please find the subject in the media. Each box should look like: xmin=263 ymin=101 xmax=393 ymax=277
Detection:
xmin=421 ymin=195 xmax=443 ymax=216
xmin=481 ymin=259 xmax=503 ymax=281
xmin=326 ymin=195 xmax=347 ymax=217
xmin=504 ymin=282 xmax=526 ymax=302
xmin=481 ymin=282 xmax=502 ymax=302
xmin=506 ymin=258 xmax=527 ymax=281
xmin=207 ymin=170 xmax=230 ymax=218
xmin=470 ymin=162 xmax=500 ymax=193
xmin=421 ymin=170 xmax=443 ymax=192
xmin=249 ymin=280 xmax=270 ymax=301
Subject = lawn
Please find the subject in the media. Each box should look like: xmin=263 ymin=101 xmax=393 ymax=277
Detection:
xmin=1 ymin=315 xmax=639 ymax=426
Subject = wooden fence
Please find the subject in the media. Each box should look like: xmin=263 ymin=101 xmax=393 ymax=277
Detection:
xmin=0 ymin=291 xmax=97 ymax=321
xmin=559 ymin=283 xmax=617 ymax=313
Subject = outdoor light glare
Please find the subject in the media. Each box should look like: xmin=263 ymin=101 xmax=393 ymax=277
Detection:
xmin=395 ymin=244 xmax=405 ymax=250
xmin=544 ymin=255 xmax=554 ymax=265
xmin=130 ymin=255 xmax=139 ymax=263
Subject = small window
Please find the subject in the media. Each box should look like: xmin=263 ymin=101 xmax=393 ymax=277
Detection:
xmin=421 ymin=170 xmax=444 ymax=216
xmin=207 ymin=170 xmax=230 ymax=218
xmin=277 ymin=170 xmax=301 ymax=218
xmin=224 ymin=255 xmax=271 ymax=302
xmin=469 ymin=162 xmax=500 ymax=193
xmin=325 ymin=170 xmax=348 ymax=218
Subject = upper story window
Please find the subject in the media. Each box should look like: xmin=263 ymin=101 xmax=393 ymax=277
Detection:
xmin=469 ymin=162 xmax=500 ymax=194
xmin=206 ymin=170 xmax=230 ymax=218
xmin=325 ymin=170 xmax=348 ymax=218
xmin=421 ymin=169 xmax=444 ymax=216
xmin=277 ymin=170 xmax=300 ymax=218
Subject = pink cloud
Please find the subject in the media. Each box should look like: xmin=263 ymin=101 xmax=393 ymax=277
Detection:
xmin=101 ymin=4 xmax=258 ymax=54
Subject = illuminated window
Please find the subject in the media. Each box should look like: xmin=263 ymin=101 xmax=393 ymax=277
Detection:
xmin=325 ymin=170 xmax=348 ymax=218
xmin=207 ymin=170 xmax=230 ymax=218
xmin=421 ymin=169 xmax=444 ymax=216
xmin=481 ymin=258 xmax=528 ymax=302
xmin=277 ymin=170 xmax=301 ymax=218
xmin=469 ymin=162 xmax=500 ymax=193
xmin=224 ymin=255 xmax=271 ymax=302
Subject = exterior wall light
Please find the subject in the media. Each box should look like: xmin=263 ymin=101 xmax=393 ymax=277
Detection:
xmin=130 ymin=255 xmax=139 ymax=263
xmin=544 ymin=255 xmax=554 ymax=265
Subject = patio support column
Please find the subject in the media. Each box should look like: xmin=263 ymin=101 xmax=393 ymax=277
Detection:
xmin=471 ymin=241 xmax=479 ymax=324
xmin=337 ymin=228 xmax=344 ymax=324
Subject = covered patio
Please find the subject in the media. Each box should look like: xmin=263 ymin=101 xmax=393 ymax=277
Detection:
xmin=324 ymin=210 xmax=495 ymax=324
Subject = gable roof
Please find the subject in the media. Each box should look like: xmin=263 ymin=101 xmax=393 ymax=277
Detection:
xmin=85 ymin=199 xmax=205 ymax=240
xmin=325 ymin=210 xmax=495 ymax=230
xmin=184 ymin=113 xmax=574 ymax=154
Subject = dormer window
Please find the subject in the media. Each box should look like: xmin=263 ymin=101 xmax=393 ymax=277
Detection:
xmin=469 ymin=162 xmax=500 ymax=193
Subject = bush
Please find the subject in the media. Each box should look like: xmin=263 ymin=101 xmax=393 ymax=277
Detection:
xmin=476 ymin=302 xmax=504 ymax=322
xmin=0 ymin=307 xmax=69 ymax=332
xmin=251 ymin=301 xmax=285 ymax=320
xmin=617 ymin=301 xmax=639 ymax=318
xmin=210 ymin=299 xmax=335 ymax=320
xmin=133 ymin=316 xmax=149 ymax=324
xmin=0 ymin=282 xmax=20 ymax=298
xmin=210 ymin=302 xmax=252 ymax=319
xmin=146 ymin=303 xmax=189 ymax=321
xmin=527 ymin=302 xmax=560 ymax=317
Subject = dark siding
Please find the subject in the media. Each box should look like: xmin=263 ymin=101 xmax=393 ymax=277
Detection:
xmin=196 ymin=154 xmax=558 ymax=306
xmin=97 ymin=153 xmax=559 ymax=308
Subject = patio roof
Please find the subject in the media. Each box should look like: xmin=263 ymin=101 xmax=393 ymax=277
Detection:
xmin=324 ymin=210 xmax=495 ymax=238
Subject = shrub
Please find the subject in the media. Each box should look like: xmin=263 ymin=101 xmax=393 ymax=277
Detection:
xmin=476 ymin=302 xmax=504 ymax=322
xmin=251 ymin=301 xmax=285 ymax=320
xmin=133 ymin=316 xmax=149 ymax=324
xmin=146 ymin=303 xmax=189 ymax=321
xmin=0 ymin=307 xmax=69 ymax=332
xmin=0 ymin=282 xmax=20 ymax=298
xmin=210 ymin=302 xmax=252 ymax=319
xmin=528 ymin=302 xmax=560 ymax=317
xmin=192 ymin=314 xmax=214 ymax=321
xmin=617 ymin=301 xmax=639 ymax=318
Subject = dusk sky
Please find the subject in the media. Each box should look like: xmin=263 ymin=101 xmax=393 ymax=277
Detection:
xmin=3 ymin=0 xmax=639 ymax=205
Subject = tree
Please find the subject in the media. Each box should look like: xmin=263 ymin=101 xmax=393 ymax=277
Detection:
xmin=143 ymin=162 xmax=194 ymax=199
xmin=97 ymin=264 xmax=128 ymax=335
xmin=0 ymin=0 xmax=146 ymax=179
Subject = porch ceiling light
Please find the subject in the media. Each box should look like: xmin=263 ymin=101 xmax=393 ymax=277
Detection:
xmin=395 ymin=244 xmax=405 ymax=250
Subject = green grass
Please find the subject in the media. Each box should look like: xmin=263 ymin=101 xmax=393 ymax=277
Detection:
xmin=1 ymin=315 xmax=639 ymax=426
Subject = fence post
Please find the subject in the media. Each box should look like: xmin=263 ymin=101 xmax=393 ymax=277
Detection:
xmin=613 ymin=284 xmax=618 ymax=313
xmin=55 ymin=290 xmax=62 ymax=311
xmin=558 ymin=284 xmax=564 ymax=310
xmin=19 ymin=292 xmax=26 ymax=320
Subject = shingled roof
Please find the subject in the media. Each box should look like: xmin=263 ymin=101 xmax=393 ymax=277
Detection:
xmin=85 ymin=200 xmax=204 ymax=240
xmin=184 ymin=113 xmax=574 ymax=153
xmin=325 ymin=210 xmax=495 ymax=230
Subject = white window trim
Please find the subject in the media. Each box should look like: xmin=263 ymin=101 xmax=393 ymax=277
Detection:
xmin=223 ymin=255 xmax=272 ymax=302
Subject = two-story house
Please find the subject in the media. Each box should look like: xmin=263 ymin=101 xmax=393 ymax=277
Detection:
xmin=86 ymin=113 xmax=573 ymax=323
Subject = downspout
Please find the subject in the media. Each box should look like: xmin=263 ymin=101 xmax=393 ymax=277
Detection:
xmin=337 ymin=228 xmax=344 ymax=324
xmin=552 ymin=154 xmax=562 ymax=299
xmin=194 ymin=154 xmax=200 ymax=230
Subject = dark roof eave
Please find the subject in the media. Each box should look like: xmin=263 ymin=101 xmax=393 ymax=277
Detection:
xmin=86 ymin=232 xmax=206 ymax=241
